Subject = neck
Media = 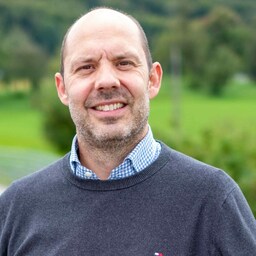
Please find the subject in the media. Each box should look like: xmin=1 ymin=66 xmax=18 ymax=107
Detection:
xmin=77 ymin=130 xmax=147 ymax=180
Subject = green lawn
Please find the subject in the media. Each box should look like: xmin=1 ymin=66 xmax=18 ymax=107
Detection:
xmin=149 ymin=78 xmax=256 ymax=142
xmin=0 ymin=93 xmax=55 ymax=151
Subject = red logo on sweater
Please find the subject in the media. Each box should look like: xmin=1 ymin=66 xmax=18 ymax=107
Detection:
xmin=154 ymin=253 xmax=164 ymax=256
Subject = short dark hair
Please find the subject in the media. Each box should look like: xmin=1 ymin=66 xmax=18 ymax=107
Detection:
xmin=59 ymin=7 xmax=152 ymax=76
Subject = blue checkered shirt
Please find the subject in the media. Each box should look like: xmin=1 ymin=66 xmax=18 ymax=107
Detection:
xmin=69 ymin=127 xmax=161 ymax=180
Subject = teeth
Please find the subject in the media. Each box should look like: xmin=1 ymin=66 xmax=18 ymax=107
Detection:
xmin=95 ymin=103 xmax=124 ymax=111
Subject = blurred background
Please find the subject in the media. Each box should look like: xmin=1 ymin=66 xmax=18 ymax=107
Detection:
xmin=0 ymin=0 xmax=255 ymax=215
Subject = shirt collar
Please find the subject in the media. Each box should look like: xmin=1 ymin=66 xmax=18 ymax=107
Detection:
xmin=69 ymin=126 xmax=160 ymax=179
xmin=124 ymin=126 xmax=158 ymax=172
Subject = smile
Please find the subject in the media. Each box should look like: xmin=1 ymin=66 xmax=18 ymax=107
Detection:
xmin=94 ymin=103 xmax=125 ymax=111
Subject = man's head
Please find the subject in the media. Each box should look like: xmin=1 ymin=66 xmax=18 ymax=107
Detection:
xmin=60 ymin=7 xmax=153 ymax=77
xmin=55 ymin=7 xmax=162 ymax=151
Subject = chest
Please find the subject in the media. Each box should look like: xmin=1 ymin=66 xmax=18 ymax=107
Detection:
xmin=6 ymin=190 xmax=214 ymax=256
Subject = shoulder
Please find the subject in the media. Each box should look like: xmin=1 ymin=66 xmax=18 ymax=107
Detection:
xmin=0 ymin=153 xmax=70 ymax=206
xmin=158 ymin=142 xmax=237 ymax=199
xmin=157 ymin=142 xmax=254 ymax=222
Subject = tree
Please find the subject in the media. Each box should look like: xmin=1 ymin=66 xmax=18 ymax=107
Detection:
xmin=182 ymin=6 xmax=244 ymax=95
xmin=203 ymin=46 xmax=241 ymax=95
xmin=244 ymin=17 xmax=256 ymax=81
xmin=0 ymin=26 xmax=48 ymax=91
xmin=0 ymin=0 xmax=86 ymax=91
xmin=247 ymin=34 xmax=256 ymax=81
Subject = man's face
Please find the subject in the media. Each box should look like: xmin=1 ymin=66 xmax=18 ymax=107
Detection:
xmin=56 ymin=10 xmax=161 ymax=149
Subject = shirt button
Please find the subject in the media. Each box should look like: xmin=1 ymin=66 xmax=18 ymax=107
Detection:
xmin=85 ymin=172 xmax=92 ymax=178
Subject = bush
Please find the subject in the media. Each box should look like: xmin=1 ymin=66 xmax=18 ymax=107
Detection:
xmin=38 ymin=79 xmax=75 ymax=153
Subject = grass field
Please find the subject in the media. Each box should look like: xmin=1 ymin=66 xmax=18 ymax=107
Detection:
xmin=0 ymin=77 xmax=256 ymax=187
xmin=0 ymin=93 xmax=55 ymax=151
xmin=149 ymin=77 xmax=256 ymax=141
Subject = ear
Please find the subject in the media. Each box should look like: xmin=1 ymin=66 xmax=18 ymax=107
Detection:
xmin=55 ymin=72 xmax=69 ymax=106
xmin=148 ymin=62 xmax=163 ymax=99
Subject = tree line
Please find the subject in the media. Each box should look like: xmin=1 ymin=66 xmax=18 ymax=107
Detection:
xmin=0 ymin=0 xmax=256 ymax=95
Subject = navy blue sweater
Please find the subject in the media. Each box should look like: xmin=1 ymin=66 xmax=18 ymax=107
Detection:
xmin=1 ymin=143 xmax=256 ymax=255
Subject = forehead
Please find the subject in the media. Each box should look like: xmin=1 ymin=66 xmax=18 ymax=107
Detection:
xmin=65 ymin=9 xmax=144 ymax=59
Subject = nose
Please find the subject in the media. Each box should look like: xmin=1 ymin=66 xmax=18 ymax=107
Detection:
xmin=94 ymin=63 xmax=120 ymax=90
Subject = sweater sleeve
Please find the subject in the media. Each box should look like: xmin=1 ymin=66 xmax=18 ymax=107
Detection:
xmin=0 ymin=186 xmax=13 ymax=256
xmin=212 ymin=185 xmax=256 ymax=255
xmin=0 ymin=183 xmax=21 ymax=256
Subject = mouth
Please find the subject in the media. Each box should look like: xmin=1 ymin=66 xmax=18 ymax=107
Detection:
xmin=94 ymin=103 xmax=125 ymax=112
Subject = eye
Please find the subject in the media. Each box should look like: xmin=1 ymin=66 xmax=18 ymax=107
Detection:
xmin=119 ymin=61 xmax=131 ymax=66
xmin=80 ymin=64 xmax=95 ymax=70
xmin=116 ymin=60 xmax=134 ymax=70
xmin=76 ymin=64 xmax=95 ymax=74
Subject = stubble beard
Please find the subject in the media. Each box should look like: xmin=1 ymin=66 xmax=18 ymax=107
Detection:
xmin=69 ymin=94 xmax=150 ymax=153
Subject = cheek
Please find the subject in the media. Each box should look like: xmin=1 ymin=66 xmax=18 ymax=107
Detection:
xmin=66 ymin=79 xmax=92 ymax=103
xmin=120 ymin=73 xmax=149 ymax=98
xmin=134 ymin=83 xmax=150 ymax=103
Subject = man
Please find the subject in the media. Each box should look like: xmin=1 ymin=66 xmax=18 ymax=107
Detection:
xmin=0 ymin=7 xmax=255 ymax=256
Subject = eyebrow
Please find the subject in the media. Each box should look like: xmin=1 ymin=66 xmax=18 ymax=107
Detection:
xmin=70 ymin=51 xmax=142 ymax=70
xmin=113 ymin=53 xmax=141 ymax=63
